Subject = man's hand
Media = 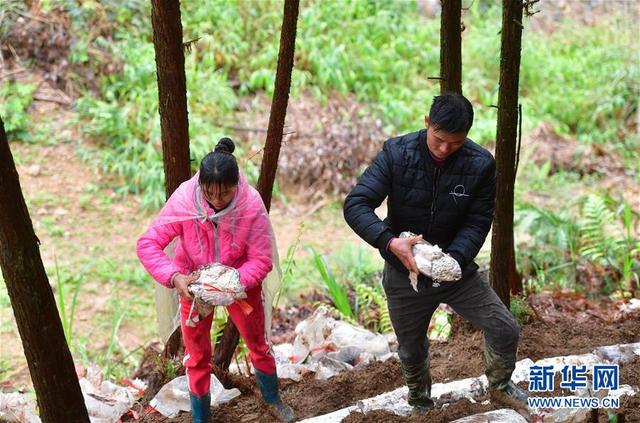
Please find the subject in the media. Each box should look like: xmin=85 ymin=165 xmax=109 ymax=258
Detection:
xmin=173 ymin=273 xmax=197 ymax=300
xmin=389 ymin=235 xmax=423 ymax=274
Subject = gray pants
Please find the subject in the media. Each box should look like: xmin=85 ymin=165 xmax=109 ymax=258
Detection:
xmin=382 ymin=263 xmax=519 ymax=389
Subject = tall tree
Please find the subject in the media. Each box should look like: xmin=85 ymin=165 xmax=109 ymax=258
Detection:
xmin=150 ymin=0 xmax=191 ymax=357
xmin=490 ymin=0 xmax=525 ymax=307
xmin=0 ymin=116 xmax=90 ymax=422
xmin=214 ymin=0 xmax=300 ymax=371
xmin=440 ymin=0 xmax=462 ymax=94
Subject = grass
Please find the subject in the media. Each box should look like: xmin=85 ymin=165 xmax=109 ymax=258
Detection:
xmin=306 ymin=245 xmax=355 ymax=320
xmin=509 ymin=295 xmax=532 ymax=326
xmin=0 ymin=252 xmax=157 ymax=384
xmin=0 ymin=82 xmax=36 ymax=141
xmin=46 ymin=0 xmax=637 ymax=209
xmin=67 ymin=258 xmax=155 ymax=381
xmin=54 ymin=255 xmax=82 ymax=343
xmin=301 ymin=242 xmax=393 ymax=332
xmin=0 ymin=282 xmax=12 ymax=332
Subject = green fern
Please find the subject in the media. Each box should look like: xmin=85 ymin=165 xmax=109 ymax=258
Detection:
xmin=312 ymin=300 xmax=358 ymax=325
xmin=354 ymin=283 xmax=393 ymax=334
xmin=579 ymin=195 xmax=616 ymax=262
xmin=579 ymin=194 xmax=640 ymax=292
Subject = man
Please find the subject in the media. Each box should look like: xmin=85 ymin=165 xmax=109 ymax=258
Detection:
xmin=343 ymin=93 xmax=526 ymax=414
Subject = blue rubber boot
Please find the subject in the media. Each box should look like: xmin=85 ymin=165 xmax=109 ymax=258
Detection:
xmin=189 ymin=391 xmax=211 ymax=423
xmin=255 ymin=369 xmax=294 ymax=422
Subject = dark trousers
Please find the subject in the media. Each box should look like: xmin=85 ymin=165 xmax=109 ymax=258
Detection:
xmin=382 ymin=262 xmax=519 ymax=389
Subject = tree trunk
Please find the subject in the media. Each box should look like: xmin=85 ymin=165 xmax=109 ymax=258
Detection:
xmin=440 ymin=0 xmax=462 ymax=94
xmin=212 ymin=318 xmax=240 ymax=371
xmin=214 ymin=0 xmax=300 ymax=371
xmin=256 ymin=0 xmax=300 ymax=210
xmin=151 ymin=0 xmax=191 ymax=358
xmin=490 ymin=0 xmax=524 ymax=308
xmin=0 ymin=117 xmax=90 ymax=422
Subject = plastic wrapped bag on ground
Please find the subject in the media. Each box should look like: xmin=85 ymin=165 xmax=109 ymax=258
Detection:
xmin=149 ymin=374 xmax=240 ymax=418
xmin=327 ymin=320 xmax=390 ymax=359
xmin=326 ymin=346 xmax=375 ymax=368
xmin=314 ymin=356 xmax=354 ymax=380
xmin=273 ymin=345 xmax=309 ymax=381
xmin=293 ymin=306 xmax=333 ymax=360
xmin=400 ymin=231 xmax=462 ymax=285
xmin=292 ymin=306 xmax=389 ymax=360
xmin=0 ymin=392 xmax=41 ymax=423
xmin=79 ymin=364 xmax=147 ymax=423
xmin=146 ymin=172 xmax=279 ymax=343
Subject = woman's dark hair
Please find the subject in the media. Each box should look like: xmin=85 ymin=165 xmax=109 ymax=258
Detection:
xmin=199 ymin=137 xmax=239 ymax=187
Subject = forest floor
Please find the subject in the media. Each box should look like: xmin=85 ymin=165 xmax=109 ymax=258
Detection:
xmin=125 ymin=295 xmax=640 ymax=422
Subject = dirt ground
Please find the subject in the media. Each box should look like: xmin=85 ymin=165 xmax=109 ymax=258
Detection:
xmin=342 ymin=357 xmax=640 ymax=423
xmin=125 ymin=299 xmax=639 ymax=423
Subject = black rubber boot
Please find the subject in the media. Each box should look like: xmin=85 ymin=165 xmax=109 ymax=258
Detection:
xmin=489 ymin=380 xmax=529 ymax=405
xmin=255 ymin=369 xmax=294 ymax=422
xmin=401 ymin=360 xmax=434 ymax=415
xmin=189 ymin=391 xmax=211 ymax=423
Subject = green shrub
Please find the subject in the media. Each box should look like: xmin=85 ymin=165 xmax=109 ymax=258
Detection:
xmin=0 ymin=82 xmax=36 ymax=141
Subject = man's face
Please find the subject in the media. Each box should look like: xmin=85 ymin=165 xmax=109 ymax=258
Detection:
xmin=424 ymin=116 xmax=467 ymax=160
xmin=202 ymin=183 xmax=237 ymax=210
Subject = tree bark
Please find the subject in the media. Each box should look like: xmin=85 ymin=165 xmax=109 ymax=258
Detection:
xmin=0 ymin=117 xmax=90 ymax=422
xmin=255 ymin=0 xmax=300 ymax=210
xmin=214 ymin=0 xmax=299 ymax=371
xmin=151 ymin=0 xmax=191 ymax=358
xmin=151 ymin=0 xmax=191 ymax=199
xmin=490 ymin=0 xmax=524 ymax=307
xmin=440 ymin=0 xmax=462 ymax=94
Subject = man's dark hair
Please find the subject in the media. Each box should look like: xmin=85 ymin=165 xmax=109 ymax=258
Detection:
xmin=199 ymin=137 xmax=240 ymax=188
xmin=428 ymin=93 xmax=474 ymax=134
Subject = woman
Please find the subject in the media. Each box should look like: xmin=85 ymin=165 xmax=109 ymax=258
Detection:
xmin=137 ymin=137 xmax=293 ymax=422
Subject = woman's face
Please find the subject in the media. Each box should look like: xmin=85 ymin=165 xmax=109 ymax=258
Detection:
xmin=202 ymin=183 xmax=237 ymax=210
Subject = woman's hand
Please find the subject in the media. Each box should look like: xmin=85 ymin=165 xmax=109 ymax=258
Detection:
xmin=172 ymin=273 xmax=197 ymax=300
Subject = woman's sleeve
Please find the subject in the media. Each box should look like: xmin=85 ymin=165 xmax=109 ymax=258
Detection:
xmin=236 ymin=210 xmax=274 ymax=291
xmin=137 ymin=221 xmax=184 ymax=288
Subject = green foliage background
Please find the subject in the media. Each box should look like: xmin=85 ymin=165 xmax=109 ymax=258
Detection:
xmin=45 ymin=0 xmax=637 ymax=208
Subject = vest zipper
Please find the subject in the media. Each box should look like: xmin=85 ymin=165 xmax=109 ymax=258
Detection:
xmin=213 ymin=220 xmax=220 ymax=263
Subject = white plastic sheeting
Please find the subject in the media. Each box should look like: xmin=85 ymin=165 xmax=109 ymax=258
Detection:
xmin=450 ymin=408 xmax=529 ymax=423
xmin=0 ymin=392 xmax=40 ymax=423
xmin=297 ymin=344 xmax=640 ymax=423
xmin=273 ymin=306 xmax=392 ymax=381
xmin=79 ymin=366 xmax=147 ymax=423
xmin=149 ymin=374 xmax=240 ymax=418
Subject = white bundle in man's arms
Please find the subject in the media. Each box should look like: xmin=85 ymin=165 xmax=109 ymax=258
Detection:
xmin=400 ymin=231 xmax=462 ymax=291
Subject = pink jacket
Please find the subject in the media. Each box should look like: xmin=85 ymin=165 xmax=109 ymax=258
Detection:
xmin=137 ymin=173 xmax=274 ymax=291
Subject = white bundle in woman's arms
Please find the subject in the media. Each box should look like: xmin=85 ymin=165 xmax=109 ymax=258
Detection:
xmin=189 ymin=263 xmax=246 ymax=308
xmin=400 ymin=231 xmax=462 ymax=286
